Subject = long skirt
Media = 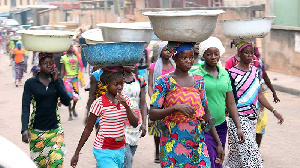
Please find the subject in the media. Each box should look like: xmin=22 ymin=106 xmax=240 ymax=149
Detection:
xmin=15 ymin=62 xmax=25 ymax=80
xmin=30 ymin=127 xmax=66 ymax=168
xmin=63 ymin=77 xmax=81 ymax=100
xmin=160 ymin=120 xmax=211 ymax=168
xmin=204 ymin=121 xmax=227 ymax=168
xmin=223 ymin=116 xmax=263 ymax=168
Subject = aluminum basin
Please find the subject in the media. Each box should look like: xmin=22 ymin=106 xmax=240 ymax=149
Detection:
xmin=143 ymin=10 xmax=224 ymax=42
xmin=96 ymin=22 xmax=153 ymax=43
xmin=220 ymin=17 xmax=275 ymax=39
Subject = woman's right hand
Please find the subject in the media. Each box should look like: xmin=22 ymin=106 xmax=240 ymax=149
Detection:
xmin=174 ymin=104 xmax=195 ymax=117
xmin=71 ymin=154 xmax=79 ymax=168
xmin=22 ymin=130 xmax=30 ymax=143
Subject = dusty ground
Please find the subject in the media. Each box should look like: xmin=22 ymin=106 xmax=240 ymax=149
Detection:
xmin=0 ymin=52 xmax=299 ymax=168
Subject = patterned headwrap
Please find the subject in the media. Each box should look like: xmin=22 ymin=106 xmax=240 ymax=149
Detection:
xmin=104 ymin=66 xmax=124 ymax=73
xmin=39 ymin=53 xmax=54 ymax=61
xmin=167 ymin=41 xmax=195 ymax=55
xmin=237 ymin=41 xmax=254 ymax=52
xmin=254 ymin=45 xmax=260 ymax=58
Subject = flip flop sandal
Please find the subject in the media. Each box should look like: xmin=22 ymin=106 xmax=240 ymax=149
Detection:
xmin=203 ymin=117 xmax=216 ymax=132
xmin=154 ymin=158 xmax=160 ymax=163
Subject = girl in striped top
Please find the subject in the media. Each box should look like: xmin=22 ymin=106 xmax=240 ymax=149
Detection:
xmin=71 ymin=67 xmax=139 ymax=168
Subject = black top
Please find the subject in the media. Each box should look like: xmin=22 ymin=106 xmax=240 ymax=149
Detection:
xmin=21 ymin=75 xmax=70 ymax=133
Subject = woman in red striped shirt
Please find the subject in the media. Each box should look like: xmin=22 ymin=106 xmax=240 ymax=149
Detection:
xmin=71 ymin=67 xmax=139 ymax=168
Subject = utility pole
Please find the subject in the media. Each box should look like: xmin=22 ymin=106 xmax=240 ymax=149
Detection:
xmin=104 ymin=0 xmax=107 ymax=23
xmin=113 ymin=0 xmax=121 ymax=23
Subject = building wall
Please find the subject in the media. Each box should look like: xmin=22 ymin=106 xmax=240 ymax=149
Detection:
xmin=0 ymin=0 xmax=11 ymax=12
xmin=265 ymin=26 xmax=300 ymax=76
xmin=273 ymin=0 xmax=300 ymax=27
xmin=0 ymin=0 xmax=37 ymax=12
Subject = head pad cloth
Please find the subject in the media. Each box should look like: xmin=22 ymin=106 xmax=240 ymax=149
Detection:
xmin=158 ymin=41 xmax=168 ymax=57
xmin=39 ymin=53 xmax=54 ymax=61
xmin=104 ymin=66 xmax=124 ymax=73
xmin=237 ymin=41 xmax=254 ymax=52
xmin=167 ymin=42 xmax=195 ymax=55
xmin=199 ymin=37 xmax=225 ymax=57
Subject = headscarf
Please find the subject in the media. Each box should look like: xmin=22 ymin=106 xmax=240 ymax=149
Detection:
xmin=158 ymin=41 xmax=168 ymax=57
xmin=167 ymin=41 xmax=195 ymax=56
xmin=237 ymin=41 xmax=254 ymax=52
xmin=153 ymin=41 xmax=176 ymax=87
xmin=15 ymin=41 xmax=24 ymax=49
xmin=199 ymin=37 xmax=225 ymax=57
xmin=39 ymin=53 xmax=54 ymax=61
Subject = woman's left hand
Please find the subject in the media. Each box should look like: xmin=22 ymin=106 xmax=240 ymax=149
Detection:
xmin=273 ymin=110 xmax=284 ymax=124
xmin=215 ymin=144 xmax=225 ymax=164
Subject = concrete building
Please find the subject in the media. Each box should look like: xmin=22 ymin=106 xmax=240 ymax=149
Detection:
xmin=0 ymin=0 xmax=37 ymax=12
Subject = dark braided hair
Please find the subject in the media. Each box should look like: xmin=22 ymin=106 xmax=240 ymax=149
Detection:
xmin=100 ymin=67 xmax=124 ymax=85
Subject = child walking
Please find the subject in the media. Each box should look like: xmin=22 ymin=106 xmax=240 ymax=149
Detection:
xmin=70 ymin=67 xmax=139 ymax=168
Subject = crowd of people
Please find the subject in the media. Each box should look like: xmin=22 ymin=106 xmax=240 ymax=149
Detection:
xmin=0 ymin=27 xmax=285 ymax=168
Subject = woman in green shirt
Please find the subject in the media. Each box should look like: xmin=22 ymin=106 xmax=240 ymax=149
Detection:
xmin=190 ymin=37 xmax=244 ymax=168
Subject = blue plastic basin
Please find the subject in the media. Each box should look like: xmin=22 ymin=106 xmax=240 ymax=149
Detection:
xmin=82 ymin=42 xmax=145 ymax=67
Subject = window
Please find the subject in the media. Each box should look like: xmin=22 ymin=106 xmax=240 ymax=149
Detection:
xmin=20 ymin=0 xmax=22 ymax=5
xmin=5 ymin=0 xmax=7 ymax=5
xmin=27 ymin=0 xmax=30 ymax=5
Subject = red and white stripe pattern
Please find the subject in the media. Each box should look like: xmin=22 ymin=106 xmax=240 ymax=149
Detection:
xmin=90 ymin=94 xmax=132 ymax=150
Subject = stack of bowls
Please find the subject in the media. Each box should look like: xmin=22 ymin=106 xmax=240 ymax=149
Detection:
xmin=82 ymin=22 xmax=153 ymax=67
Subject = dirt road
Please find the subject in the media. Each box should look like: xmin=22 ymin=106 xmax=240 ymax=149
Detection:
xmin=0 ymin=52 xmax=299 ymax=167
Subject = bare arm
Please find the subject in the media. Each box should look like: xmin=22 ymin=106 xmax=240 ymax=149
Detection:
xmin=226 ymin=91 xmax=245 ymax=143
xmin=258 ymin=88 xmax=284 ymax=124
xmin=60 ymin=63 xmax=65 ymax=79
xmin=148 ymin=69 xmax=154 ymax=97
xmin=263 ymin=71 xmax=280 ymax=103
xmin=87 ymin=76 xmax=97 ymax=111
xmin=70 ymin=113 xmax=98 ymax=167
xmin=116 ymin=94 xmax=139 ymax=127
xmin=140 ymin=86 xmax=148 ymax=137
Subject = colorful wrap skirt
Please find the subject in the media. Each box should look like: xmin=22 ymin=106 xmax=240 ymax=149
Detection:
xmin=160 ymin=120 xmax=211 ymax=168
xmin=63 ymin=77 xmax=81 ymax=100
xmin=15 ymin=62 xmax=25 ymax=80
xmin=29 ymin=127 xmax=65 ymax=168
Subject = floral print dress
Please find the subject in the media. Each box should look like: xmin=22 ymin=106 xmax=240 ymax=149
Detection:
xmin=150 ymin=74 xmax=211 ymax=168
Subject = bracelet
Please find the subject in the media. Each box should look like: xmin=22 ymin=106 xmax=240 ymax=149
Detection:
xmin=271 ymin=108 xmax=276 ymax=113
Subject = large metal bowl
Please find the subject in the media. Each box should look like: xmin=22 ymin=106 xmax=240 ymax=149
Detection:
xmin=54 ymin=25 xmax=66 ymax=31
xmin=81 ymin=28 xmax=104 ymax=44
xmin=220 ymin=17 xmax=275 ymax=39
xmin=143 ymin=10 xmax=224 ymax=42
xmin=42 ymin=25 xmax=53 ymax=30
xmin=96 ymin=22 xmax=153 ymax=43
xmin=18 ymin=30 xmax=74 ymax=52
xmin=82 ymin=42 xmax=146 ymax=67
